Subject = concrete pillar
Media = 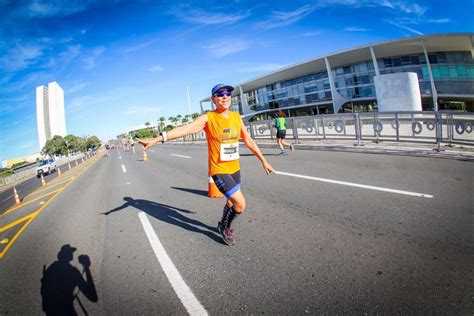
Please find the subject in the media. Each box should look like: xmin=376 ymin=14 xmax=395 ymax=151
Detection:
xmin=370 ymin=46 xmax=380 ymax=76
xmin=421 ymin=39 xmax=438 ymax=111
xmin=324 ymin=57 xmax=348 ymax=113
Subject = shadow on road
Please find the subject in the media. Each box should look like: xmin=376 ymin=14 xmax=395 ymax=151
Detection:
xmin=41 ymin=244 xmax=98 ymax=315
xmin=103 ymin=197 xmax=223 ymax=244
xmin=171 ymin=187 xmax=208 ymax=197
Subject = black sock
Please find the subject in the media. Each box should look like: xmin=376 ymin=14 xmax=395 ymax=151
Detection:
xmin=221 ymin=204 xmax=240 ymax=228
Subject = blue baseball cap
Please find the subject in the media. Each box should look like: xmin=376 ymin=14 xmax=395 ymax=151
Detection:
xmin=211 ymin=84 xmax=234 ymax=96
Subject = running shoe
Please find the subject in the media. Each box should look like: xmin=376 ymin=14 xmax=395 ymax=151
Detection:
xmin=217 ymin=222 xmax=236 ymax=245
xmin=279 ymin=151 xmax=287 ymax=155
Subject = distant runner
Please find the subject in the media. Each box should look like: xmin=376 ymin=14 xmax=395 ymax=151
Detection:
xmin=275 ymin=111 xmax=294 ymax=155
xmin=138 ymin=84 xmax=275 ymax=245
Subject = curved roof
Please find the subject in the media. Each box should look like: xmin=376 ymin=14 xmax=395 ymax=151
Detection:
xmin=200 ymin=33 xmax=473 ymax=102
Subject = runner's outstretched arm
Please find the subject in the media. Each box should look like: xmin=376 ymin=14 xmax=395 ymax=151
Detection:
xmin=137 ymin=114 xmax=208 ymax=150
xmin=240 ymin=119 xmax=275 ymax=175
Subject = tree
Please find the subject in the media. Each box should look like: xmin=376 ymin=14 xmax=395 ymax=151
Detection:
xmin=42 ymin=135 xmax=67 ymax=157
xmin=176 ymin=114 xmax=182 ymax=125
xmin=86 ymin=136 xmax=101 ymax=150
xmin=159 ymin=117 xmax=166 ymax=131
xmin=145 ymin=122 xmax=151 ymax=127
xmin=191 ymin=112 xmax=200 ymax=120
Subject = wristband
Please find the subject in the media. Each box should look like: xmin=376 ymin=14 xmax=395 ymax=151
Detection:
xmin=161 ymin=131 xmax=168 ymax=143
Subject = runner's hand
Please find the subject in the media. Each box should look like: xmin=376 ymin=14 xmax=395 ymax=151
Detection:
xmin=262 ymin=161 xmax=275 ymax=175
xmin=137 ymin=138 xmax=155 ymax=150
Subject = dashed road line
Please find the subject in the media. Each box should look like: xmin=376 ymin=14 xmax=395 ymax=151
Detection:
xmin=122 ymin=164 xmax=127 ymax=173
xmin=275 ymin=171 xmax=433 ymax=198
xmin=171 ymin=154 xmax=192 ymax=159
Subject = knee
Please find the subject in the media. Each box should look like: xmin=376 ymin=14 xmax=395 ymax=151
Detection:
xmin=233 ymin=197 xmax=246 ymax=213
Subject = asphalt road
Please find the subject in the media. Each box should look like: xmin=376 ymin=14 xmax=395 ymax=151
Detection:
xmin=0 ymin=145 xmax=472 ymax=314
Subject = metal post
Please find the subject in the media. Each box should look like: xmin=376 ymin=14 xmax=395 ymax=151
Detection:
xmin=354 ymin=113 xmax=360 ymax=146
xmin=292 ymin=117 xmax=298 ymax=142
xmin=269 ymin=121 xmax=274 ymax=140
xmin=395 ymin=113 xmax=399 ymax=142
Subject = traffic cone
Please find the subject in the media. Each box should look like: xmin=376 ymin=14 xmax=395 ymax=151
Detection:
xmin=75 ymin=160 xmax=78 ymax=167
xmin=57 ymin=167 xmax=62 ymax=176
xmin=81 ymin=157 xmax=84 ymax=163
xmin=143 ymin=150 xmax=148 ymax=161
xmin=40 ymin=173 xmax=46 ymax=186
xmin=68 ymin=162 xmax=72 ymax=170
xmin=13 ymin=186 xmax=21 ymax=205
xmin=208 ymin=175 xmax=223 ymax=198
xmin=132 ymin=146 xmax=136 ymax=155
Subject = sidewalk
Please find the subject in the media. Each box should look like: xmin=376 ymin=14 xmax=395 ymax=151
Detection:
xmin=255 ymin=139 xmax=474 ymax=161
xmin=172 ymin=139 xmax=474 ymax=161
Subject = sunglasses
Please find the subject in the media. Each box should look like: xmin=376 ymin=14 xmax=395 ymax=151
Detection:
xmin=213 ymin=90 xmax=232 ymax=97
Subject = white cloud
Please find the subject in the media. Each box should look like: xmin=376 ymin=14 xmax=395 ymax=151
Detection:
xmin=0 ymin=42 xmax=44 ymax=72
xmin=293 ymin=31 xmax=322 ymax=38
xmin=67 ymin=82 xmax=88 ymax=94
xmin=171 ymin=7 xmax=250 ymax=26
xmin=257 ymin=4 xmax=316 ymax=30
xmin=203 ymin=39 xmax=249 ymax=57
xmin=237 ymin=63 xmax=287 ymax=73
xmin=83 ymin=46 xmax=105 ymax=70
xmin=123 ymin=40 xmax=156 ymax=53
xmin=344 ymin=26 xmax=369 ymax=32
xmin=386 ymin=20 xmax=423 ymax=35
xmin=149 ymin=65 xmax=163 ymax=73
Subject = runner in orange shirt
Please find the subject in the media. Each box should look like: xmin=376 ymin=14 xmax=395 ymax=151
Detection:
xmin=138 ymin=84 xmax=274 ymax=245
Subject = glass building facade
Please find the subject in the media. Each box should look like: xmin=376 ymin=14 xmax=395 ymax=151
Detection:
xmin=200 ymin=34 xmax=474 ymax=121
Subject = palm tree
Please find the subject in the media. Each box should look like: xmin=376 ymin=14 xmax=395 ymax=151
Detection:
xmin=191 ymin=112 xmax=200 ymax=120
xmin=159 ymin=117 xmax=166 ymax=132
xmin=176 ymin=114 xmax=182 ymax=125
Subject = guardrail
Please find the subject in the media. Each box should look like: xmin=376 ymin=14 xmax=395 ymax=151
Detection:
xmin=0 ymin=153 xmax=88 ymax=191
xmin=248 ymin=111 xmax=474 ymax=147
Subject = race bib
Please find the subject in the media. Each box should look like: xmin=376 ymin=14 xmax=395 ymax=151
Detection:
xmin=220 ymin=142 xmax=239 ymax=161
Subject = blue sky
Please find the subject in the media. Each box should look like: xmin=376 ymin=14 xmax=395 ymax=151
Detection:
xmin=1 ymin=0 xmax=473 ymax=162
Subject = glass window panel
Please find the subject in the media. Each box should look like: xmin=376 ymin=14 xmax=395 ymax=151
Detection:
xmin=449 ymin=66 xmax=458 ymax=78
xmin=343 ymin=66 xmax=352 ymax=74
xmin=419 ymin=55 xmax=426 ymax=64
xmin=421 ymin=66 xmax=429 ymax=79
xmin=428 ymin=54 xmax=438 ymax=64
xmin=359 ymin=63 xmax=368 ymax=72
xmin=367 ymin=62 xmax=374 ymax=71
xmin=384 ymin=58 xmax=392 ymax=67
xmin=457 ymin=65 xmax=467 ymax=78
xmin=345 ymin=77 xmax=354 ymax=86
xmin=392 ymin=58 xmax=402 ymax=67
xmin=440 ymin=65 xmax=449 ymax=78
xmin=336 ymin=67 xmax=344 ymax=75
xmin=468 ymin=66 xmax=474 ymax=79
xmin=401 ymin=56 xmax=411 ymax=65
xmin=410 ymin=55 xmax=420 ymax=65
xmin=437 ymin=52 xmax=447 ymax=63
xmin=432 ymin=66 xmax=440 ymax=79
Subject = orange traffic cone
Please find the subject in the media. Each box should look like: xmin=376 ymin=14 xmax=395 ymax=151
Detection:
xmin=57 ymin=167 xmax=62 ymax=176
xmin=68 ymin=162 xmax=72 ymax=170
xmin=132 ymin=146 xmax=136 ymax=155
xmin=81 ymin=157 xmax=84 ymax=163
xmin=143 ymin=150 xmax=148 ymax=161
xmin=75 ymin=160 xmax=78 ymax=167
xmin=208 ymin=176 xmax=223 ymax=198
xmin=40 ymin=173 xmax=46 ymax=186
xmin=13 ymin=186 xmax=21 ymax=205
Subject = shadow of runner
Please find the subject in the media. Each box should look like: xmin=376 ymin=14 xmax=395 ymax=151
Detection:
xmin=103 ymin=197 xmax=223 ymax=244
xmin=41 ymin=244 xmax=98 ymax=315
xmin=171 ymin=187 xmax=208 ymax=197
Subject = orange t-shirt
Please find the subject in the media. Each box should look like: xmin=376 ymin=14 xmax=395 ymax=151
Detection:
xmin=204 ymin=110 xmax=242 ymax=176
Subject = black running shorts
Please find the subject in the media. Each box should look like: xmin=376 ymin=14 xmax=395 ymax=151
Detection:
xmin=212 ymin=171 xmax=241 ymax=198
xmin=276 ymin=130 xmax=286 ymax=139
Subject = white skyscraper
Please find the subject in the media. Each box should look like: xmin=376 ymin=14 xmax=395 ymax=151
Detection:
xmin=36 ymin=81 xmax=67 ymax=150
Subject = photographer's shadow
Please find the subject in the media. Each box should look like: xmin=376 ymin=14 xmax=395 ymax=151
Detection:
xmin=41 ymin=244 xmax=98 ymax=315
xmin=103 ymin=197 xmax=223 ymax=244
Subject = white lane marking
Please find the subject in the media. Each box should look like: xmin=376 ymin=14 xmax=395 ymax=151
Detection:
xmin=119 ymin=156 xmax=122 ymax=160
xmin=2 ymin=195 xmax=12 ymax=202
xmin=138 ymin=212 xmax=208 ymax=316
xmin=121 ymin=164 xmax=127 ymax=173
xmin=275 ymin=171 xmax=433 ymax=198
xmin=171 ymin=154 xmax=192 ymax=159
xmin=149 ymin=149 xmax=155 ymax=153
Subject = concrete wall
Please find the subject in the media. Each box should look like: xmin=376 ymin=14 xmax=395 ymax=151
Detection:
xmin=374 ymin=72 xmax=422 ymax=112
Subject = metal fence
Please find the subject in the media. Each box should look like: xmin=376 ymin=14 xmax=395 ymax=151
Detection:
xmin=248 ymin=111 xmax=474 ymax=147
